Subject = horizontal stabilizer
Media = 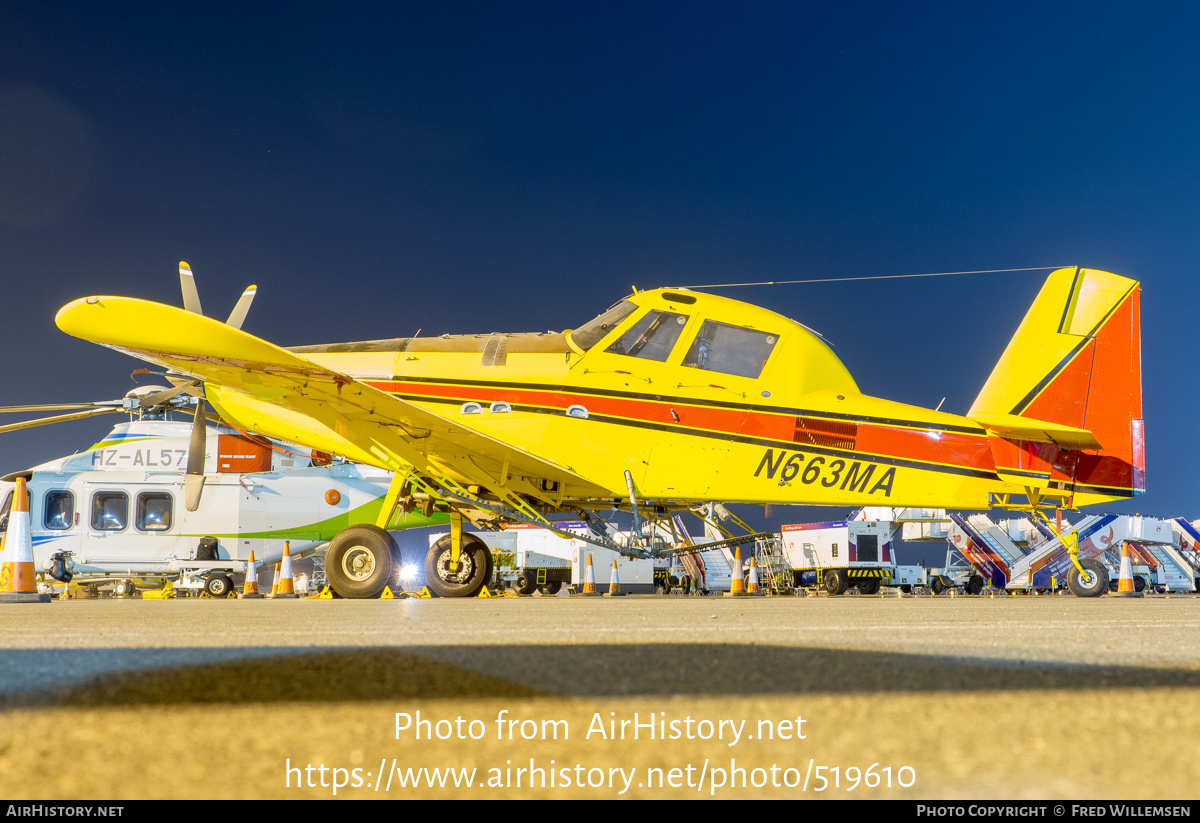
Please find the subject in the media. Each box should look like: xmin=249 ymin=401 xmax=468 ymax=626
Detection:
xmin=969 ymin=412 xmax=1101 ymax=451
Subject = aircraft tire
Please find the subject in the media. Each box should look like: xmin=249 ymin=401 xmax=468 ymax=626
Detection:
xmin=823 ymin=569 xmax=847 ymax=595
xmin=965 ymin=574 xmax=985 ymax=595
xmin=1067 ymin=558 xmax=1109 ymax=598
xmin=857 ymin=578 xmax=880 ymax=595
xmin=425 ymin=533 xmax=493 ymax=598
xmin=326 ymin=525 xmax=397 ymax=599
xmin=204 ymin=574 xmax=233 ymax=598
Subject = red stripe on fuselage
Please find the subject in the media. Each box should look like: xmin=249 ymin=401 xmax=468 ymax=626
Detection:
xmin=364 ymin=379 xmax=1000 ymax=474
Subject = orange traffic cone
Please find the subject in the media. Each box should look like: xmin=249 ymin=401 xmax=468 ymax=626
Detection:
xmin=0 ymin=478 xmax=50 ymax=603
xmin=1115 ymin=542 xmax=1143 ymax=598
xmin=580 ymin=554 xmax=600 ymax=596
xmin=725 ymin=547 xmax=748 ymax=597
xmin=240 ymin=550 xmax=263 ymax=598
xmin=271 ymin=542 xmax=299 ymax=598
xmin=270 ymin=563 xmax=281 ymax=596
xmin=747 ymin=557 xmax=762 ymax=595
xmin=604 ymin=559 xmax=626 ymax=596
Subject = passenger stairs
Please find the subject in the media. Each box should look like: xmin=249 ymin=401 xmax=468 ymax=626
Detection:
xmin=1170 ymin=519 xmax=1200 ymax=580
xmin=947 ymin=512 xmax=1190 ymax=591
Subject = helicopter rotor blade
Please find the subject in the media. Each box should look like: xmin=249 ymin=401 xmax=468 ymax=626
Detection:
xmin=225 ymin=285 xmax=257 ymax=330
xmin=138 ymin=384 xmax=192 ymax=408
xmin=184 ymin=394 xmax=207 ymax=511
xmin=179 ymin=261 xmax=203 ymax=315
xmin=0 ymin=402 xmax=105 ymax=414
xmin=0 ymin=408 xmax=118 ymax=434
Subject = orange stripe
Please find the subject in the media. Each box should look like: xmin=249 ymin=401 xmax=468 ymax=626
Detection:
xmin=370 ymin=379 xmax=1001 ymax=474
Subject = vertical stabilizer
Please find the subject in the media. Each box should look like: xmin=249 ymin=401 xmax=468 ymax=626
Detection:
xmin=969 ymin=267 xmax=1143 ymax=505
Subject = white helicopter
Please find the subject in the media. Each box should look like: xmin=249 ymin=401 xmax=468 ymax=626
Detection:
xmin=0 ymin=382 xmax=450 ymax=596
xmin=4 ymin=262 xmax=463 ymax=598
xmin=1 ymin=264 xmax=459 ymax=597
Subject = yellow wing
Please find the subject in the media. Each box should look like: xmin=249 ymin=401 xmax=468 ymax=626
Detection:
xmin=55 ymin=295 xmax=612 ymax=500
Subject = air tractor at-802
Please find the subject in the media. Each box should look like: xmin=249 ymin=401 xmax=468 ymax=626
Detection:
xmin=55 ymin=264 xmax=1143 ymax=598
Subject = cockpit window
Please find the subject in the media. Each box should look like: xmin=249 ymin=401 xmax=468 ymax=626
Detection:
xmin=44 ymin=491 xmax=74 ymax=531
xmin=91 ymin=492 xmax=128 ymax=531
xmin=568 ymin=300 xmax=638 ymax=350
xmin=137 ymin=492 xmax=173 ymax=531
xmin=682 ymin=320 xmax=778 ymax=379
xmin=605 ymin=310 xmax=689 ymax=362
xmin=0 ymin=488 xmax=29 ymax=534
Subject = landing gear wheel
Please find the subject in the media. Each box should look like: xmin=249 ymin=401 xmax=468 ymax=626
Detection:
xmin=512 ymin=573 xmax=535 ymax=596
xmin=823 ymin=569 xmax=847 ymax=595
xmin=1067 ymin=557 xmax=1109 ymax=598
xmin=204 ymin=574 xmax=232 ymax=598
xmin=326 ymin=524 xmax=398 ymax=599
xmin=425 ymin=533 xmax=493 ymax=598
xmin=930 ymin=576 xmax=946 ymax=595
xmin=540 ymin=580 xmax=562 ymax=596
xmin=965 ymin=574 xmax=985 ymax=595
xmin=857 ymin=578 xmax=881 ymax=595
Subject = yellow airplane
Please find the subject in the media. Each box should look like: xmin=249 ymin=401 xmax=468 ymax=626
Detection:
xmin=55 ymin=265 xmax=1142 ymax=598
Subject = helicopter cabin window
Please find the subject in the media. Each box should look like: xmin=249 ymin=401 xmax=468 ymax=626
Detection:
xmin=91 ymin=492 xmax=128 ymax=531
xmin=605 ymin=310 xmax=689 ymax=362
xmin=0 ymin=487 xmax=30 ymax=534
xmin=569 ymin=300 xmax=638 ymax=350
xmin=44 ymin=491 xmax=74 ymax=531
xmin=681 ymin=320 xmax=778 ymax=379
xmin=136 ymin=492 xmax=173 ymax=531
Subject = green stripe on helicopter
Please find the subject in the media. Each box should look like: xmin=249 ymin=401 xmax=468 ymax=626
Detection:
xmin=178 ymin=495 xmax=450 ymax=542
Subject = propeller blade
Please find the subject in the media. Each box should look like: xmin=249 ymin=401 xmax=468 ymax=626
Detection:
xmin=179 ymin=261 xmax=203 ymax=315
xmin=184 ymin=397 xmax=207 ymax=511
xmin=0 ymin=408 xmax=117 ymax=434
xmin=225 ymin=285 xmax=257 ymax=330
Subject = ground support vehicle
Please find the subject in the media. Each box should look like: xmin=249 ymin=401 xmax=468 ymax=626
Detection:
xmin=429 ymin=522 xmax=662 ymax=594
xmin=779 ymin=520 xmax=895 ymax=595
xmin=1169 ymin=518 xmax=1200 ymax=590
xmin=948 ymin=512 xmax=1187 ymax=596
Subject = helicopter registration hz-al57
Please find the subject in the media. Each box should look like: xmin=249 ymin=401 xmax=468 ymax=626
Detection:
xmin=55 ymin=265 xmax=1142 ymax=598
xmin=0 ymin=386 xmax=445 ymax=596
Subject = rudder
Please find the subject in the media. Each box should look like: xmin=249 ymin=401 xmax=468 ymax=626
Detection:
xmin=969 ymin=267 xmax=1143 ymax=504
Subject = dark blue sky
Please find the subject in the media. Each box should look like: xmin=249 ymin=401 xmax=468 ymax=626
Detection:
xmin=2 ymin=2 xmax=1197 ymax=520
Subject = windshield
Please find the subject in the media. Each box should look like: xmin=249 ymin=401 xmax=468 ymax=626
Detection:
xmin=568 ymin=300 xmax=638 ymax=350
xmin=605 ymin=310 xmax=689 ymax=362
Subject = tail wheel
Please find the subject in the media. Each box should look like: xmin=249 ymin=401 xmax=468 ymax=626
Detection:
xmin=823 ymin=569 xmax=847 ymax=595
xmin=1067 ymin=557 xmax=1110 ymax=597
xmin=425 ymin=533 xmax=493 ymax=598
xmin=326 ymin=525 xmax=398 ymax=599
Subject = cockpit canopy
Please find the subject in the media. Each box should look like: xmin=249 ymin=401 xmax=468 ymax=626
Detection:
xmin=567 ymin=289 xmax=857 ymax=396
